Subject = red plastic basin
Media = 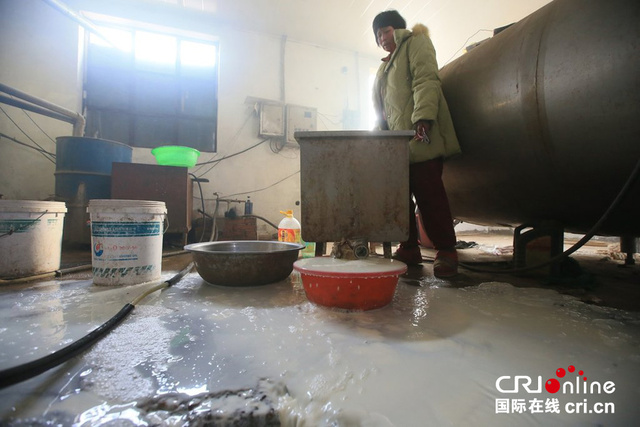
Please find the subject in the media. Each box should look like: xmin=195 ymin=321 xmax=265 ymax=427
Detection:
xmin=293 ymin=257 xmax=407 ymax=311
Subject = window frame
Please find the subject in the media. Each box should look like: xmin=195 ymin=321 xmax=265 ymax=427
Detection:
xmin=82 ymin=20 xmax=219 ymax=153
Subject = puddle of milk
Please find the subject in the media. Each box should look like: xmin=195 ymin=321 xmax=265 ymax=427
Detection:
xmin=0 ymin=273 xmax=638 ymax=426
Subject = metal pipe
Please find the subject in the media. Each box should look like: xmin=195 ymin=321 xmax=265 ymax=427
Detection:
xmin=0 ymin=94 xmax=74 ymax=124
xmin=280 ymin=35 xmax=287 ymax=102
xmin=0 ymin=83 xmax=85 ymax=136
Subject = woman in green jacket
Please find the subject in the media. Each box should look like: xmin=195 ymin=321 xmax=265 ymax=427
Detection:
xmin=372 ymin=10 xmax=461 ymax=277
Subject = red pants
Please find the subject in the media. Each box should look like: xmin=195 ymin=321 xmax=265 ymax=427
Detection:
xmin=404 ymin=158 xmax=457 ymax=251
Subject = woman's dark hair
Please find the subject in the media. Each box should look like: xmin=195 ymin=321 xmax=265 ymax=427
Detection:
xmin=372 ymin=10 xmax=407 ymax=45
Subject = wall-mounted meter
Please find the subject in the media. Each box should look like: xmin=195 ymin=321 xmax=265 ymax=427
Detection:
xmin=286 ymin=105 xmax=317 ymax=143
xmin=259 ymin=103 xmax=284 ymax=137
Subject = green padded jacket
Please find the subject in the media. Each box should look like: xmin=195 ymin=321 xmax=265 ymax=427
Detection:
xmin=373 ymin=24 xmax=461 ymax=163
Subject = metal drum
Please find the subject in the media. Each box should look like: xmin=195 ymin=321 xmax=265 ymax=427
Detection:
xmin=55 ymin=136 xmax=132 ymax=245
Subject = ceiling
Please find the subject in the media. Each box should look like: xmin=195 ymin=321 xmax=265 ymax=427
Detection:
xmin=193 ymin=0 xmax=553 ymax=64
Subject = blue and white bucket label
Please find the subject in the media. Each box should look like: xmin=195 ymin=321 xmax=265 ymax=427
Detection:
xmin=89 ymin=219 xmax=164 ymax=285
xmin=92 ymin=265 xmax=155 ymax=280
xmin=0 ymin=219 xmax=40 ymax=234
xmin=91 ymin=221 xmax=162 ymax=237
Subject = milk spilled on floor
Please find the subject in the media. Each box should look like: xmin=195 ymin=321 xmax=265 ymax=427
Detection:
xmin=0 ymin=272 xmax=639 ymax=426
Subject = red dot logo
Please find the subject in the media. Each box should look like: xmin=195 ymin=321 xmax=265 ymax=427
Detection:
xmin=546 ymin=365 xmax=587 ymax=393
xmin=545 ymin=378 xmax=560 ymax=393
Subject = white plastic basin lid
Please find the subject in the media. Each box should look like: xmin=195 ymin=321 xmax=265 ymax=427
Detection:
xmin=293 ymin=257 xmax=407 ymax=277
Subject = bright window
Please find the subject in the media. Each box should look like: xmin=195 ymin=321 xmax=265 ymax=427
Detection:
xmin=90 ymin=27 xmax=132 ymax=52
xmin=84 ymin=24 xmax=218 ymax=152
xmin=181 ymin=40 xmax=217 ymax=68
xmin=135 ymin=31 xmax=176 ymax=67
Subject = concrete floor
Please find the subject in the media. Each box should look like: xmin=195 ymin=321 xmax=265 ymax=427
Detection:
xmin=0 ymin=231 xmax=638 ymax=426
xmin=55 ymin=231 xmax=640 ymax=313
xmin=415 ymin=231 xmax=640 ymax=312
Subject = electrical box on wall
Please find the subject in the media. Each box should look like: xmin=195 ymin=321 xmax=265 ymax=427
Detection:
xmin=259 ymin=103 xmax=284 ymax=137
xmin=286 ymin=105 xmax=317 ymax=143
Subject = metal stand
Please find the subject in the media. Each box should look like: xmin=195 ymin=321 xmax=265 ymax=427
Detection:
xmin=383 ymin=242 xmax=393 ymax=259
xmin=513 ymin=221 xmax=564 ymax=276
xmin=620 ymin=236 xmax=638 ymax=266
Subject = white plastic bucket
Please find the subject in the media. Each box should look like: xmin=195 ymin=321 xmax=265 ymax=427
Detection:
xmin=87 ymin=199 xmax=167 ymax=286
xmin=0 ymin=200 xmax=67 ymax=279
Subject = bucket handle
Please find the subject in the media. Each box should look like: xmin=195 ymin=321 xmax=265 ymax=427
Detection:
xmin=163 ymin=214 xmax=170 ymax=234
xmin=0 ymin=210 xmax=48 ymax=239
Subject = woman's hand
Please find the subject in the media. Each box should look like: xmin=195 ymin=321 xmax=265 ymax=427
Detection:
xmin=414 ymin=120 xmax=432 ymax=143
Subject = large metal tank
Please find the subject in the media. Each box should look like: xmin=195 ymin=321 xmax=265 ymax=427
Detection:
xmin=440 ymin=0 xmax=640 ymax=237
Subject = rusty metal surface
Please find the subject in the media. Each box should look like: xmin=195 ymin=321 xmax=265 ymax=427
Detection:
xmin=295 ymin=130 xmax=413 ymax=242
xmin=184 ymin=241 xmax=304 ymax=286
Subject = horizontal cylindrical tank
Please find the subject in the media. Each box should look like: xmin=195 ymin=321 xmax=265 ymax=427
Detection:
xmin=440 ymin=0 xmax=640 ymax=237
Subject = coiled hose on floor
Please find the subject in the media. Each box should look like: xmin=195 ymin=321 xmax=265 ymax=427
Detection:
xmin=0 ymin=262 xmax=194 ymax=389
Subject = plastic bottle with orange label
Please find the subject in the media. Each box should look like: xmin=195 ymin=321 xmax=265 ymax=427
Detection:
xmin=278 ymin=210 xmax=301 ymax=243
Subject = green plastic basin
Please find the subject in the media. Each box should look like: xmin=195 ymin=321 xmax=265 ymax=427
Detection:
xmin=151 ymin=145 xmax=200 ymax=167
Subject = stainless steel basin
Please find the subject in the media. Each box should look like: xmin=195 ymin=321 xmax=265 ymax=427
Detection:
xmin=184 ymin=241 xmax=304 ymax=286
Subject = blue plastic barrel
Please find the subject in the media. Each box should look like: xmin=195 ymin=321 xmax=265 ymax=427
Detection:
xmin=55 ymin=137 xmax=132 ymax=202
xmin=55 ymin=136 xmax=132 ymax=246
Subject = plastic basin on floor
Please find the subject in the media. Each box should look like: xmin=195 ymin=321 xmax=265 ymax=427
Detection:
xmin=293 ymin=257 xmax=407 ymax=311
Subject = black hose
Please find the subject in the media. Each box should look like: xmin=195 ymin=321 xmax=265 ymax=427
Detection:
xmin=0 ymin=262 xmax=194 ymax=389
xmin=166 ymin=262 xmax=194 ymax=287
xmin=243 ymin=214 xmax=279 ymax=230
xmin=0 ymin=250 xmax=189 ymax=285
xmin=0 ymin=304 xmax=134 ymax=389
xmin=189 ymin=173 xmax=207 ymax=243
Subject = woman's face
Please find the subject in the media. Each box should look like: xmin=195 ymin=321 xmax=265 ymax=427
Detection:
xmin=376 ymin=26 xmax=396 ymax=53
